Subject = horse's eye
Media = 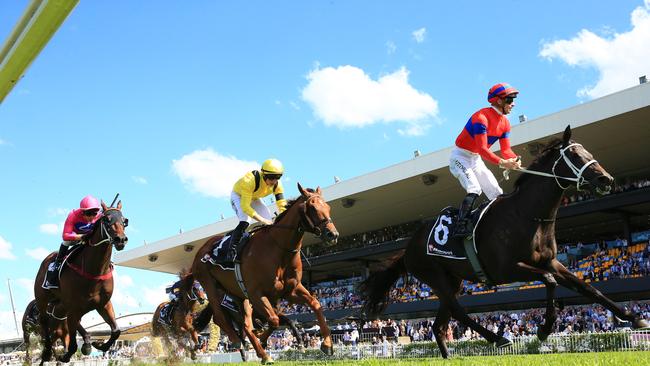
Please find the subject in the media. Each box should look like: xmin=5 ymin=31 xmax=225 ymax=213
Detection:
xmin=123 ymin=218 xmax=129 ymax=227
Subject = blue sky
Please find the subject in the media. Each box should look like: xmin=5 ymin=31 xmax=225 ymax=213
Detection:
xmin=1 ymin=0 xmax=649 ymax=338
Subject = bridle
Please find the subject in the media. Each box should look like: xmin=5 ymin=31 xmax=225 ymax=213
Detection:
xmin=299 ymin=197 xmax=334 ymax=239
xmin=510 ymin=143 xmax=601 ymax=192
xmin=86 ymin=209 xmax=128 ymax=248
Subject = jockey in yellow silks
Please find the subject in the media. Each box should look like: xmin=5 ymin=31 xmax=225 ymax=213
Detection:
xmin=219 ymin=158 xmax=287 ymax=264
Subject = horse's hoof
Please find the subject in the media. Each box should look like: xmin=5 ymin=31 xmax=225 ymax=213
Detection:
xmin=261 ymin=356 xmax=274 ymax=365
xmin=81 ymin=343 xmax=92 ymax=356
xmin=92 ymin=341 xmax=109 ymax=352
xmin=634 ymin=318 xmax=650 ymax=330
xmin=495 ymin=337 xmax=512 ymax=348
xmin=320 ymin=343 xmax=334 ymax=356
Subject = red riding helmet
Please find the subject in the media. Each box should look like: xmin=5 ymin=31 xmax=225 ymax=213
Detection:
xmin=488 ymin=83 xmax=518 ymax=104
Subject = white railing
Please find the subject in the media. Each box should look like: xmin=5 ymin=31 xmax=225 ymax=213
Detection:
xmin=7 ymin=330 xmax=650 ymax=364
xmin=267 ymin=329 xmax=650 ymax=361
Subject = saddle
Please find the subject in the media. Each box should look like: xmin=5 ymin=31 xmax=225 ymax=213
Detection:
xmin=201 ymin=232 xmax=251 ymax=269
xmin=42 ymin=244 xmax=83 ymax=290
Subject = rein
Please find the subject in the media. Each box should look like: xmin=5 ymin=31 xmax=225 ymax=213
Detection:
xmin=504 ymin=143 xmax=599 ymax=191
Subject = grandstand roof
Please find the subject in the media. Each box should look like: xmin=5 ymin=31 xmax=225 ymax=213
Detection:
xmin=115 ymin=82 xmax=650 ymax=275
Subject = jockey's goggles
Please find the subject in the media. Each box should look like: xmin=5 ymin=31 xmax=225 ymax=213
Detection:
xmin=264 ymin=173 xmax=282 ymax=180
xmin=503 ymin=95 xmax=516 ymax=104
xmin=83 ymin=209 xmax=99 ymax=216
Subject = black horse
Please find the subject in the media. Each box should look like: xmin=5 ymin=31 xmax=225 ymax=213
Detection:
xmin=360 ymin=126 xmax=649 ymax=358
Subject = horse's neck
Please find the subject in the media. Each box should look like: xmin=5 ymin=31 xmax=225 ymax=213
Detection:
xmin=513 ymin=170 xmax=564 ymax=221
xmin=270 ymin=206 xmax=305 ymax=252
xmin=77 ymin=226 xmax=113 ymax=274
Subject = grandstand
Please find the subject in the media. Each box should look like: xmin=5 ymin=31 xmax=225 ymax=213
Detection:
xmin=115 ymin=82 xmax=650 ymax=325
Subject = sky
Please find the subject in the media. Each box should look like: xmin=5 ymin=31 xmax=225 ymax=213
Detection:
xmin=1 ymin=0 xmax=649 ymax=339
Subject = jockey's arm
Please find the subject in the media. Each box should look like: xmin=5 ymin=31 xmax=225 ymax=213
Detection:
xmin=62 ymin=211 xmax=80 ymax=241
xmin=475 ymin=133 xmax=502 ymax=165
xmin=274 ymin=181 xmax=287 ymax=213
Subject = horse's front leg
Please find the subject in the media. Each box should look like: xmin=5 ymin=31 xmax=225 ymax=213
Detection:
xmin=550 ymin=259 xmax=650 ymax=329
xmin=247 ymin=295 xmax=279 ymax=364
xmin=59 ymin=312 xmax=80 ymax=363
xmin=285 ymin=283 xmax=333 ymax=355
xmin=91 ymin=301 xmax=121 ymax=352
xmin=77 ymin=323 xmax=92 ymax=356
xmin=515 ymin=262 xmax=558 ymax=341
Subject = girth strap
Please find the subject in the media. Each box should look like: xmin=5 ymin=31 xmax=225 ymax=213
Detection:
xmin=234 ymin=263 xmax=249 ymax=299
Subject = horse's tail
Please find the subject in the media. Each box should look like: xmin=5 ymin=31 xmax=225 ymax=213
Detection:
xmin=358 ymin=251 xmax=406 ymax=318
xmin=193 ymin=305 xmax=213 ymax=332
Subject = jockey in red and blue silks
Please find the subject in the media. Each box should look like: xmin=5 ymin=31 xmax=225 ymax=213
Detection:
xmin=44 ymin=195 xmax=102 ymax=289
xmin=449 ymin=82 xmax=522 ymax=237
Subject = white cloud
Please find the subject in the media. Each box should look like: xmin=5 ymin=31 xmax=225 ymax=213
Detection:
xmin=0 ymin=235 xmax=17 ymax=260
xmin=386 ymin=40 xmax=397 ymax=54
xmin=0 ymin=138 xmax=5 ymax=145
xmin=132 ymin=176 xmax=148 ymax=185
xmin=289 ymin=101 xmax=300 ymax=110
xmin=25 ymin=247 xmax=51 ymax=261
xmin=39 ymin=223 xmax=61 ymax=235
xmin=172 ymin=150 xmax=258 ymax=198
xmin=301 ymin=65 xmax=438 ymax=136
xmin=540 ymin=1 xmax=650 ymax=98
xmin=412 ymin=27 xmax=426 ymax=43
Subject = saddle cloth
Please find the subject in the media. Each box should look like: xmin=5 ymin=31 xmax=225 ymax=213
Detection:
xmin=426 ymin=202 xmax=491 ymax=260
xmin=220 ymin=294 xmax=240 ymax=313
xmin=158 ymin=302 xmax=175 ymax=326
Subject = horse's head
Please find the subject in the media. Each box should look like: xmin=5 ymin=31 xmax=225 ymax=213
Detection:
xmin=179 ymin=273 xmax=206 ymax=305
xmin=297 ymin=183 xmax=339 ymax=245
xmin=99 ymin=200 xmax=129 ymax=250
xmin=551 ymin=125 xmax=614 ymax=195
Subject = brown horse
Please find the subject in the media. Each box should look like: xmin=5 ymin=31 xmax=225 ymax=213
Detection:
xmin=151 ymin=273 xmax=207 ymax=360
xmin=21 ymin=299 xmax=90 ymax=363
xmin=360 ymin=126 xmax=650 ymax=358
xmin=192 ymin=288 xmax=305 ymax=361
xmin=192 ymin=183 xmax=339 ymax=364
xmin=33 ymin=201 xmax=128 ymax=364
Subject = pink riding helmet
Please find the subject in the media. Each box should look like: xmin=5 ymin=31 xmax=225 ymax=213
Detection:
xmin=80 ymin=195 xmax=100 ymax=210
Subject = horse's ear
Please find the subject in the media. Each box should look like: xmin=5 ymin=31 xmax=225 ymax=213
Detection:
xmin=562 ymin=125 xmax=572 ymax=145
xmin=297 ymin=182 xmax=307 ymax=197
xmin=117 ymin=200 xmax=122 ymax=210
xmin=101 ymin=201 xmax=108 ymax=211
xmin=316 ymin=186 xmax=322 ymax=195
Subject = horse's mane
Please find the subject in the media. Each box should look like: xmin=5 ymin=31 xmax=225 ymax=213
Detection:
xmin=513 ymin=138 xmax=566 ymax=189
xmin=249 ymin=188 xmax=316 ymax=234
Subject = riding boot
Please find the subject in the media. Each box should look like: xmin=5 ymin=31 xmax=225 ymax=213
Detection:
xmin=45 ymin=244 xmax=70 ymax=288
xmin=455 ymin=193 xmax=479 ymax=238
xmin=223 ymin=221 xmax=249 ymax=264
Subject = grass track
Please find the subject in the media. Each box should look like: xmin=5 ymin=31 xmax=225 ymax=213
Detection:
xmin=266 ymin=351 xmax=650 ymax=366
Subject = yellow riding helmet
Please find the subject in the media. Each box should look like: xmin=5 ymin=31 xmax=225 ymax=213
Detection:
xmin=261 ymin=158 xmax=284 ymax=176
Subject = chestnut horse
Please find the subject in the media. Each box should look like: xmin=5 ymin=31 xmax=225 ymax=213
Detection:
xmin=192 ymin=183 xmax=338 ymax=364
xmin=151 ymin=273 xmax=206 ymax=360
xmin=360 ymin=126 xmax=650 ymax=358
xmin=34 ymin=201 xmax=128 ymax=364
